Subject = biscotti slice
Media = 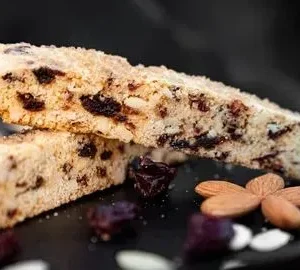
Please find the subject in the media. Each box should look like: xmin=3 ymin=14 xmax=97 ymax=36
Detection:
xmin=0 ymin=129 xmax=150 ymax=228
xmin=0 ymin=43 xmax=300 ymax=179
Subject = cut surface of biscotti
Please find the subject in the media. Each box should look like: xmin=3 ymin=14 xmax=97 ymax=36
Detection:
xmin=0 ymin=43 xmax=300 ymax=179
xmin=0 ymin=129 xmax=150 ymax=228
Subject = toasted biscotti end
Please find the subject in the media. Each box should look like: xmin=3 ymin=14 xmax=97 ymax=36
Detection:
xmin=0 ymin=129 xmax=150 ymax=228
xmin=0 ymin=43 xmax=300 ymax=179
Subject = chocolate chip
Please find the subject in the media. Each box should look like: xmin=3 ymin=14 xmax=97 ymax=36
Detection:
xmin=170 ymin=139 xmax=190 ymax=149
xmin=215 ymin=152 xmax=229 ymax=161
xmin=126 ymin=122 xmax=136 ymax=130
xmin=114 ymin=114 xmax=128 ymax=122
xmin=8 ymin=155 xmax=17 ymax=170
xmin=106 ymin=76 xmax=114 ymax=87
xmin=33 ymin=176 xmax=44 ymax=189
xmin=97 ymin=167 xmax=107 ymax=177
xmin=16 ymin=182 xmax=27 ymax=188
xmin=78 ymin=141 xmax=97 ymax=158
xmin=6 ymin=209 xmax=18 ymax=219
xmin=128 ymin=81 xmax=141 ymax=91
xmin=101 ymin=150 xmax=113 ymax=160
xmin=80 ymin=94 xmax=121 ymax=117
xmin=4 ymin=45 xmax=30 ymax=55
xmin=156 ymin=105 xmax=168 ymax=118
xmin=157 ymin=134 xmax=170 ymax=147
xmin=268 ymin=126 xmax=292 ymax=140
xmin=2 ymin=73 xmax=24 ymax=83
xmin=193 ymin=133 xmax=227 ymax=149
xmin=227 ymin=126 xmax=243 ymax=140
xmin=228 ymin=100 xmax=248 ymax=116
xmin=189 ymin=94 xmax=210 ymax=112
xmin=17 ymin=92 xmax=45 ymax=111
xmin=77 ymin=175 xmax=88 ymax=186
xmin=62 ymin=162 xmax=72 ymax=174
xmin=33 ymin=67 xmax=65 ymax=84
xmin=252 ymin=152 xmax=284 ymax=173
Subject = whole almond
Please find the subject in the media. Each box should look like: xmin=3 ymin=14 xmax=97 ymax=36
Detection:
xmin=274 ymin=187 xmax=300 ymax=206
xmin=261 ymin=195 xmax=300 ymax=229
xmin=200 ymin=193 xmax=261 ymax=218
xmin=195 ymin=181 xmax=247 ymax=198
xmin=246 ymin=173 xmax=284 ymax=198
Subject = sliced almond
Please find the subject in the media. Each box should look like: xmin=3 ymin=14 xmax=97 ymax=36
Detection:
xmin=274 ymin=187 xmax=300 ymax=206
xmin=195 ymin=181 xmax=247 ymax=198
xmin=200 ymin=193 xmax=261 ymax=218
xmin=261 ymin=195 xmax=300 ymax=229
xmin=245 ymin=173 xmax=284 ymax=198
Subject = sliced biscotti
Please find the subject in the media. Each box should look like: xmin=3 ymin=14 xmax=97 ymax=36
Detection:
xmin=0 ymin=43 xmax=300 ymax=179
xmin=0 ymin=129 xmax=150 ymax=228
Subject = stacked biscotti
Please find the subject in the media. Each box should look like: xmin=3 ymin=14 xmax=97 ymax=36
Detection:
xmin=0 ymin=42 xmax=300 ymax=226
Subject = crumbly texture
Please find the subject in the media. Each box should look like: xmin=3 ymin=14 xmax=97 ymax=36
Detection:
xmin=0 ymin=43 xmax=300 ymax=178
xmin=0 ymin=129 xmax=149 ymax=228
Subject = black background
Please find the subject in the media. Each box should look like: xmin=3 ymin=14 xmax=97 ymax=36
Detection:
xmin=1 ymin=0 xmax=300 ymax=111
xmin=1 ymin=1 xmax=300 ymax=269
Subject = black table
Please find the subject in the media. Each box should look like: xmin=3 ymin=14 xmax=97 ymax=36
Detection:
xmin=7 ymin=158 xmax=300 ymax=270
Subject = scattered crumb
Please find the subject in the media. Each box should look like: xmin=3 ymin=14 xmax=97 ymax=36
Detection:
xmin=1 ymin=260 xmax=49 ymax=270
xmin=115 ymin=250 xmax=173 ymax=270
xmin=220 ymin=260 xmax=246 ymax=270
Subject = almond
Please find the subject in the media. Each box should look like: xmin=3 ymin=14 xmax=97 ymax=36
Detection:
xmin=200 ymin=193 xmax=261 ymax=218
xmin=274 ymin=187 xmax=300 ymax=206
xmin=195 ymin=181 xmax=247 ymax=198
xmin=245 ymin=173 xmax=284 ymax=198
xmin=261 ymin=195 xmax=300 ymax=229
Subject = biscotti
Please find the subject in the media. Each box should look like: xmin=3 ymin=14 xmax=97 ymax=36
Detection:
xmin=0 ymin=129 xmax=149 ymax=228
xmin=0 ymin=43 xmax=300 ymax=178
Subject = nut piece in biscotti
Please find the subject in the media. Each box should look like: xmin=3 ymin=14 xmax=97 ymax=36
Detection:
xmin=0 ymin=129 xmax=150 ymax=228
xmin=1 ymin=43 xmax=300 ymax=179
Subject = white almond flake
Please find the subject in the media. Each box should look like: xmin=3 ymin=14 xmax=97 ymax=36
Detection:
xmin=229 ymin=224 xmax=253 ymax=251
xmin=220 ymin=260 xmax=246 ymax=270
xmin=249 ymin=229 xmax=291 ymax=252
xmin=267 ymin=123 xmax=281 ymax=134
xmin=116 ymin=250 xmax=174 ymax=270
xmin=2 ymin=260 xmax=49 ymax=270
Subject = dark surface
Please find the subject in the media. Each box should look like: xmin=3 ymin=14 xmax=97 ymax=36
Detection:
xmin=1 ymin=159 xmax=299 ymax=270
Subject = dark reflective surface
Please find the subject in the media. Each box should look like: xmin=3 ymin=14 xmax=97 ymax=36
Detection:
xmin=3 ymin=160 xmax=298 ymax=270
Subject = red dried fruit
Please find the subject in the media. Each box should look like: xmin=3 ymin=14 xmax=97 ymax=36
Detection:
xmin=80 ymin=94 xmax=121 ymax=117
xmin=33 ymin=67 xmax=65 ymax=84
xmin=87 ymin=201 xmax=138 ymax=241
xmin=184 ymin=214 xmax=234 ymax=257
xmin=130 ymin=156 xmax=177 ymax=198
xmin=17 ymin=92 xmax=45 ymax=111
xmin=0 ymin=230 xmax=20 ymax=263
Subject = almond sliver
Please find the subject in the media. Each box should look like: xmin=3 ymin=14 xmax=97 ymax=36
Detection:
xmin=246 ymin=173 xmax=284 ymax=198
xmin=200 ymin=193 xmax=261 ymax=218
xmin=262 ymin=195 xmax=300 ymax=229
xmin=274 ymin=187 xmax=300 ymax=206
xmin=195 ymin=181 xmax=247 ymax=198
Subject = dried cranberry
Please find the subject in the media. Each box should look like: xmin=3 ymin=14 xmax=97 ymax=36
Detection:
xmin=129 ymin=156 xmax=177 ymax=198
xmin=184 ymin=214 xmax=234 ymax=257
xmin=87 ymin=201 xmax=138 ymax=241
xmin=0 ymin=230 xmax=20 ymax=263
